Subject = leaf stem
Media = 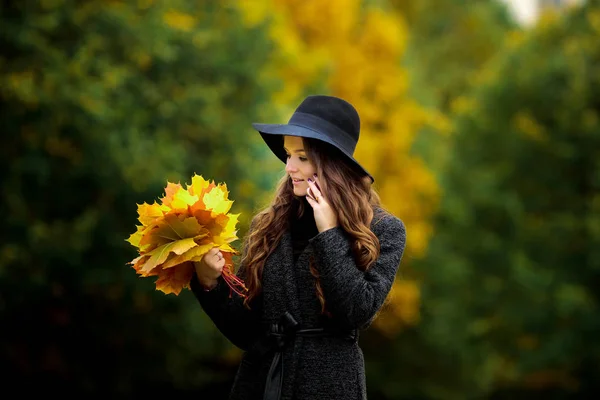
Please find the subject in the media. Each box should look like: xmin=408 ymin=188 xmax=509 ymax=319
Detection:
xmin=221 ymin=265 xmax=249 ymax=298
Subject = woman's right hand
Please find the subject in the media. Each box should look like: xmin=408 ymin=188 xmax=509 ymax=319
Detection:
xmin=194 ymin=247 xmax=225 ymax=290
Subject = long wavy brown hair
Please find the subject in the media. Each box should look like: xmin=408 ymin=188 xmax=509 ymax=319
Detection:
xmin=241 ymin=137 xmax=383 ymax=313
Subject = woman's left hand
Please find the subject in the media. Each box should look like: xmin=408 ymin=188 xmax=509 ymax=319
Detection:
xmin=306 ymin=174 xmax=339 ymax=233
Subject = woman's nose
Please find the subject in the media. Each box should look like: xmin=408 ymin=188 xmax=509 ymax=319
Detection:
xmin=285 ymin=158 xmax=297 ymax=173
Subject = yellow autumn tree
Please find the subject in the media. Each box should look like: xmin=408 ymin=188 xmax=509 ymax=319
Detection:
xmin=236 ymin=0 xmax=447 ymax=336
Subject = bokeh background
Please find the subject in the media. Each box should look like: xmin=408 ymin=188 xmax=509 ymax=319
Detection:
xmin=2 ymin=0 xmax=599 ymax=398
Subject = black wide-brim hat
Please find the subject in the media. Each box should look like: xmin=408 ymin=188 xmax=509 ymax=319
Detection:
xmin=252 ymin=95 xmax=374 ymax=183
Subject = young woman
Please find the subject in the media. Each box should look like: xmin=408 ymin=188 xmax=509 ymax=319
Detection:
xmin=192 ymin=95 xmax=407 ymax=400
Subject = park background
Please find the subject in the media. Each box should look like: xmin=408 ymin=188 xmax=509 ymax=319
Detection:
xmin=1 ymin=0 xmax=599 ymax=398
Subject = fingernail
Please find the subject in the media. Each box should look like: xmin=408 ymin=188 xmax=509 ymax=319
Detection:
xmin=313 ymin=173 xmax=317 ymax=177
xmin=307 ymin=178 xmax=313 ymax=182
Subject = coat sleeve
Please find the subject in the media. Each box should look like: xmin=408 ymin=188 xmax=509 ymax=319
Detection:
xmin=190 ymin=224 xmax=263 ymax=351
xmin=308 ymin=214 xmax=406 ymax=329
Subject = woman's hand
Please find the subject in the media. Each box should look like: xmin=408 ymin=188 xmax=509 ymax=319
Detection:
xmin=306 ymin=174 xmax=339 ymax=233
xmin=194 ymin=247 xmax=225 ymax=290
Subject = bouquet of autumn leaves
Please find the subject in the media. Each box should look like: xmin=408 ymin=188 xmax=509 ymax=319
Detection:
xmin=126 ymin=174 xmax=248 ymax=297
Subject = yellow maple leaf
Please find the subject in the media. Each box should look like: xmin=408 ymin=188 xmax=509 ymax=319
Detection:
xmin=163 ymin=213 xmax=206 ymax=239
xmin=203 ymin=184 xmax=234 ymax=215
xmin=126 ymin=228 xmax=144 ymax=248
xmin=139 ymin=229 xmax=172 ymax=253
xmin=161 ymin=242 xmax=215 ymax=269
xmin=189 ymin=174 xmax=216 ymax=199
xmin=136 ymin=201 xmax=169 ymax=226
xmin=160 ymin=182 xmax=183 ymax=208
xmin=139 ymin=238 xmax=196 ymax=275
xmin=221 ymin=213 xmax=240 ymax=243
xmin=170 ymin=186 xmax=199 ymax=210
xmin=217 ymin=243 xmax=236 ymax=254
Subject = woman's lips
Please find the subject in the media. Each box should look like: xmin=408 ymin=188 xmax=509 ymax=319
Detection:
xmin=292 ymin=179 xmax=304 ymax=185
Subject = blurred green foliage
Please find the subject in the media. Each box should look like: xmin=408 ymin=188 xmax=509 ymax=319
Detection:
xmin=398 ymin=0 xmax=515 ymax=111
xmin=0 ymin=0 xmax=280 ymax=395
xmin=398 ymin=0 xmax=516 ymax=177
xmin=416 ymin=3 xmax=600 ymax=399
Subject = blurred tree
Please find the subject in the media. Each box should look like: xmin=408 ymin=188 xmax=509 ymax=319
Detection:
xmin=0 ymin=0 xmax=278 ymax=395
xmin=417 ymin=3 xmax=600 ymax=399
xmin=391 ymin=0 xmax=515 ymax=176
xmin=394 ymin=0 xmax=515 ymax=111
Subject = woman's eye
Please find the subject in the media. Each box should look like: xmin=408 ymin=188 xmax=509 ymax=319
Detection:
xmin=285 ymin=154 xmax=307 ymax=162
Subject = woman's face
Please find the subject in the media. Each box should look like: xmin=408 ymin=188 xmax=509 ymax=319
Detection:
xmin=283 ymin=135 xmax=317 ymax=197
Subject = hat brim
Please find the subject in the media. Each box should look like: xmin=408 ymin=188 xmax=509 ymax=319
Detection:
xmin=252 ymin=122 xmax=374 ymax=183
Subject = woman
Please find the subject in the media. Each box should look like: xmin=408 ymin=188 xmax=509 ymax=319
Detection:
xmin=191 ymin=95 xmax=406 ymax=400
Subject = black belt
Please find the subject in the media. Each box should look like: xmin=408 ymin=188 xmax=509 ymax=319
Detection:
xmin=254 ymin=312 xmax=357 ymax=400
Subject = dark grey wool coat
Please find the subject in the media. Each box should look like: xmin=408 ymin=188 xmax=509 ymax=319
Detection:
xmin=190 ymin=206 xmax=406 ymax=400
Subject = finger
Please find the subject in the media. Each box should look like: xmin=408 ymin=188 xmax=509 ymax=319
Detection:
xmin=307 ymin=178 xmax=322 ymax=200
xmin=305 ymin=187 xmax=319 ymax=205
xmin=202 ymin=248 xmax=217 ymax=263
xmin=307 ymin=178 xmax=321 ymax=196
xmin=209 ymin=255 xmax=222 ymax=268
xmin=306 ymin=186 xmax=316 ymax=201
xmin=208 ymin=247 xmax=219 ymax=256
xmin=312 ymin=174 xmax=322 ymax=191
xmin=305 ymin=192 xmax=318 ymax=207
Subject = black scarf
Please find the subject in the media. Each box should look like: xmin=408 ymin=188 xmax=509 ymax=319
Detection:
xmin=290 ymin=198 xmax=319 ymax=263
